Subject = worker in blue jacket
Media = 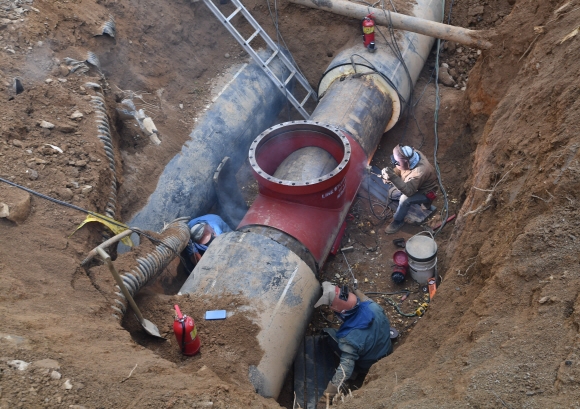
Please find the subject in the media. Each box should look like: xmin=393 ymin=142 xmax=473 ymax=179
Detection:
xmin=185 ymin=214 xmax=232 ymax=263
xmin=314 ymin=281 xmax=392 ymax=405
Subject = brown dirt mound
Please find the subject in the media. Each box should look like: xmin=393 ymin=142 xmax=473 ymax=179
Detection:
xmin=125 ymin=293 xmax=264 ymax=390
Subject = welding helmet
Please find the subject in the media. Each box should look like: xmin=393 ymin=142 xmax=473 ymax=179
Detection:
xmin=314 ymin=281 xmax=358 ymax=313
xmin=190 ymin=222 xmax=207 ymax=242
xmin=392 ymin=145 xmax=415 ymax=171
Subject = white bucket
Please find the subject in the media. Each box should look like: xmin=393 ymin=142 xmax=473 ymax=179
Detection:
xmin=405 ymin=231 xmax=437 ymax=284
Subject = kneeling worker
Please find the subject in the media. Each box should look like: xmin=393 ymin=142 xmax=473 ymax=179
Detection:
xmin=381 ymin=144 xmax=438 ymax=234
xmin=314 ymin=282 xmax=392 ymax=405
xmin=186 ymin=214 xmax=232 ymax=263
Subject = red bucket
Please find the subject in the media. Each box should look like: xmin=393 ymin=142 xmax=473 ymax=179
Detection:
xmin=393 ymin=250 xmax=409 ymax=267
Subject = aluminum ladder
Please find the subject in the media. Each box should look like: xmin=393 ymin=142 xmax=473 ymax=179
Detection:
xmin=202 ymin=0 xmax=317 ymax=119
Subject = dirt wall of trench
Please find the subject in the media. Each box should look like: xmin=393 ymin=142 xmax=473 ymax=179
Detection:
xmin=340 ymin=0 xmax=580 ymax=407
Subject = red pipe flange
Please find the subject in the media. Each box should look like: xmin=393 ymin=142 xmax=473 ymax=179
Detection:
xmin=240 ymin=121 xmax=367 ymax=267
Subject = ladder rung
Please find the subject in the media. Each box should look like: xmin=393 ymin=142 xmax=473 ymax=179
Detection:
xmin=263 ymin=49 xmax=279 ymax=67
xmin=284 ymin=71 xmax=296 ymax=86
xmin=300 ymin=90 xmax=313 ymax=107
xmin=245 ymin=29 xmax=260 ymax=45
xmin=202 ymin=0 xmax=315 ymax=118
xmin=226 ymin=7 xmax=242 ymax=21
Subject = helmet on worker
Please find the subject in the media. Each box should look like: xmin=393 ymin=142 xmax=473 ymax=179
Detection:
xmin=314 ymin=281 xmax=358 ymax=313
xmin=190 ymin=222 xmax=214 ymax=245
xmin=392 ymin=144 xmax=418 ymax=171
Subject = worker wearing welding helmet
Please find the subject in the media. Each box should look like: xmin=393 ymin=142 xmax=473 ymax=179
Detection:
xmin=381 ymin=144 xmax=439 ymax=234
xmin=185 ymin=214 xmax=232 ymax=263
xmin=314 ymin=281 xmax=392 ymax=405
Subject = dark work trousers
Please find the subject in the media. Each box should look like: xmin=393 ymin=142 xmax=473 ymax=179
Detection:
xmin=392 ymin=191 xmax=430 ymax=222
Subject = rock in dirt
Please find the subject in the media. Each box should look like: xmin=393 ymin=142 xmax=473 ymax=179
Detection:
xmin=0 ymin=333 xmax=29 ymax=347
xmin=26 ymin=157 xmax=48 ymax=165
xmin=62 ymin=379 xmax=73 ymax=390
xmin=70 ymin=111 xmax=84 ymax=120
xmin=39 ymin=120 xmax=55 ymax=129
xmin=50 ymin=370 xmax=62 ymax=380
xmin=438 ymin=66 xmax=456 ymax=87
xmin=0 ymin=203 xmax=8 ymax=218
xmin=32 ymin=359 xmax=60 ymax=370
xmin=55 ymin=188 xmax=74 ymax=201
xmin=0 ymin=187 xmax=31 ymax=224
xmin=8 ymin=360 xmax=30 ymax=371
xmin=56 ymin=124 xmax=76 ymax=133
xmin=11 ymin=139 xmax=23 ymax=148
xmin=59 ymin=65 xmax=70 ymax=77
xmin=26 ymin=169 xmax=38 ymax=180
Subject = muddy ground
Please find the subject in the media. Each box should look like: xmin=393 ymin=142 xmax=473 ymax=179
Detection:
xmin=1 ymin=0 xmax=580 ymax=408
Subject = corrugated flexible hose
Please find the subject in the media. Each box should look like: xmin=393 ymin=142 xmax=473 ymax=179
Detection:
xmin=85 ymin=82 xmax=117 ymax=219
xmin=111 ymin=218 xmax=191 ymax=320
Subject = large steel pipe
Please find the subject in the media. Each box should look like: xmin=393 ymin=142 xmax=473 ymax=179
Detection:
xmin=119 ymin=52 xmax=292 ymax=252
xmin=179 ymin=231 xmax=319 ymax=398
xmin=179 ymin=0 xmax=442 ymax=399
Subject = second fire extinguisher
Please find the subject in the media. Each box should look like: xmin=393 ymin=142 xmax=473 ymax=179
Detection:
xmin=173 ymin=304 xmax=201 ymax=356
xmin=362 ymin=14 xmax=376 ymax=53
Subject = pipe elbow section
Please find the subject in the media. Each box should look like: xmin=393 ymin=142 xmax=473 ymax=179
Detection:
xmin=178 ymin=231 xmax=320 ymax=399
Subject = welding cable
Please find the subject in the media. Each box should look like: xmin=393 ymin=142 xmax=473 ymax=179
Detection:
xmin=382 ymin=296 xmax=418 ymax=317
xmin=430 ymin=0 xmax=455 ymax=234
xmin=359 ymin=174 xmax=392 ymax=221
xmin=265 ymin=0 xmax=311 ymax=120
xmin=374 ymin=11 xmax=415 ymax=145
xmin=432 ymin=37 xmax=449 ymax=235
xmin=348 ymin=54 xmax=408 ymax=106
xmin=0 ymin=177 xmax=191 ymax=270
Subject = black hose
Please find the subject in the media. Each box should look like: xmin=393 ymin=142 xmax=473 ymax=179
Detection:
xmin=0 ymin=177 xmax=191 ymax=271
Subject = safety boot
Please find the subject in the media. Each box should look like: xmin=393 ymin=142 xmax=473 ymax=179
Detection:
xmin=385 ymin=220 xmax=404 ymax=234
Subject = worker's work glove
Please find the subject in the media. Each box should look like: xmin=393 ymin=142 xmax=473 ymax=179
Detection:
xmin=317 ymin=381 xmax=339 ymax=406
xmin=381 ymin=167 xmax=396 ymax=183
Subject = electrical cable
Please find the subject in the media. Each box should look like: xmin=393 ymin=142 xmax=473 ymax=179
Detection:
xmin=382 ymin=296 xmax=417 ymax=317
xmin=266 ymin=0 xmax=314 ymax=119
xmin=362 ymin=174 xmax=392 ymax=221
xmin=347 ymin=55 xmax=407 ymax=105
xmin=373 ymin=8 xmax=419 ymax=146
xmin=265 ymin=0 xmax=292 ymax=120
xmin=447 ymin=0 xmax=455 ymax=24
xmin=0 ymin=176 xmax=191 ymax=270
xmin=433 ymin=2 xmax=450 ymax=235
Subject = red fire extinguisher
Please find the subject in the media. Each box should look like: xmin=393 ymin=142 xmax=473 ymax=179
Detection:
xmin=362 ymin=14 xmax=376 ymax=52
xmin=173 ymin=304 xmax=201 ymax=356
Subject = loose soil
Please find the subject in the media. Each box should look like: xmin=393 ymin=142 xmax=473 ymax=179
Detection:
xmin=2 ymin=0 xmax=580 ymax=408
